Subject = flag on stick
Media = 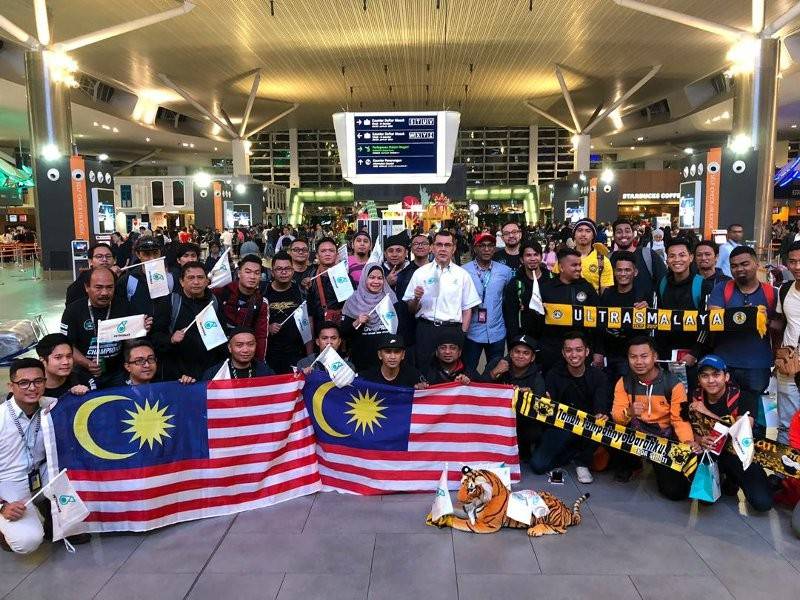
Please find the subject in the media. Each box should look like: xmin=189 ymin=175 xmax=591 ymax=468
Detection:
xmin=143 ymin=257 xmax=170 ymax=298
xmin=195 ymin=302 xmax=227 ymax=350
xmin=293 ymin=301 xmax=313 ymax=344
xmin=97 ymin=315 xmax=148 ymax=343
xmin=376 ymin=295 xmax=398 ymax=334
xmin=316 ymin=345 xmax=356 ymax=387
xmin=208 ymin=248 xmax=232 ymax=289
xmin=431 ymin=464 xmax=454 ymax=520
xmin=328 ymin=260 xmax=355 ymax=302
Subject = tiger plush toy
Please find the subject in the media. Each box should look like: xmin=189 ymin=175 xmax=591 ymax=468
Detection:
xmin=426 ymin=466 xmax=589 ymax=537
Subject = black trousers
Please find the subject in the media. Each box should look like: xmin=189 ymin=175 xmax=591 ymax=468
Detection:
xmin=616 ymin=452 xmax=690 ymax=501
xmin=414 ymin=319 xmax=461 ymax=366
xmin=717 ymin=452 xmax=773 ymax=512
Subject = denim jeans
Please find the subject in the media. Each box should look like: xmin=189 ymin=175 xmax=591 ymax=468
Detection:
xmin=462 ymin=338 xmax=505 ymax=373
xmin=529 ymin=426 xmax=596 ymax=474
xmin=776 ymin=373 xmax=800 ymax=444
xmin=728 ymin=367 xmax=772 ymax=395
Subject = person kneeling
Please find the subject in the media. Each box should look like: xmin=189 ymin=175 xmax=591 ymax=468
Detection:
xmin=689 ymin=355 xmax=773 ymax=512
xmin=361 ymin=335 xmax=427 ymax=389
xmin=423 ymin=330 xmax=479 ymax=385
xmin=202 ymin=327 xmax=275 ymax=381
xmin=612 ymin=336 xmax=698 ymax=501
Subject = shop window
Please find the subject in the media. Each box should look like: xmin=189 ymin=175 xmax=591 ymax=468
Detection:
xmin=120 ymin=184 xmax=133 ymax=208
xmin=172 ymin=180 xmax=185 ymax=206
xmin=151 ymin=181 xmax=164 ymax=206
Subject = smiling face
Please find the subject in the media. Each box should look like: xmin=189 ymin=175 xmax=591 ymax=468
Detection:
xmin=433 ymin=233 xmax=455 ymax=264
xmin=366 ymin=268 xmax=385 ymax=293
xmin=698 ymin=367 xmax=729 ymax=397
xmin=229 ymin=332 xmax=257 ymax=366
xmin=521 ymin=247 xmax=541 ymax=272
xmin=124 ymin=346 xmax=157 ymax=383
xmin=379 ymin=347 xmax=405 ymax=369
xmin=509 ymin=345 xmax=534 ymax=369
xmin=385 ymin=245 xmax=406 ymax=266
xmin=628 ymin=342 xmax=657 ymax=377
xmin=271 ymin=258 xmax=294 ymax=284
xmin=613 ymin=223 xmax=634 ymax=249
xmin=562 ymin=337 xmax=588 ymax=369
xmin=8 ymin=366 xmax=46 ymax=407
xmin=436 ymin=343 xmax=461 ymax=366
xmin=666 ymin=243 xmax=692 ymax=276
xmin=501 ymin=223 xmax=521 ymax=249
xmin=613 ymin=259 xmax=636 ymax=288
xmin=694 ymin=244 xmax=717 ymax=272
xmin=411 ymin=236 xmax=431 ymax=260
xmin=730 ymin=251 xmax=757 ymax=287
xmin=353 ymin=235 xmax=371 ymax=256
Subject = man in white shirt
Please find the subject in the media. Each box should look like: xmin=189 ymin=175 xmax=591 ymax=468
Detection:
xmin=716 ymin=223 xmax=743 ymax=278
xmin=0 ymin=358 xmax=47 ymax=554
xmin=403 ymin=230 xmax=481 ymax=366
xmin=777 ymin=240 xmax=800 ymax=444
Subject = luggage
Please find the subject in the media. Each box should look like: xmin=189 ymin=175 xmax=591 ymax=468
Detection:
xmin=0 ymin=319 xmax=40 ymax=362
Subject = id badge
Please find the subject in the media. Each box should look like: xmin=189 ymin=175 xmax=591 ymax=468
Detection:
xmin=476 ymin=308 xmax=488 ymax=324
xmin=28 ymin=470 xmax=41 ymax=494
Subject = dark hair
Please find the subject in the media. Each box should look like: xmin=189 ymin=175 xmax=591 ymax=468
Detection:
xmin=612 ymin=218 xmax=633 ymax=231
xmin=556 ymin=247 xmax=581 ymax=261
xmin=238 ymin=254 xmax=263 ymax=270
xmin=180 ymin=261 xmax=207 ymax=279
xmin=694 ymin=240 xmax=718 ymax=256
xmin=36 ymin=333 xmax=71 ymax=359
xmin=228 ymin=326 xmax=256 ymax=340
xmin=729 ymin=245 xmax=757 ymax=261
xmin=88 ymin=242 xmax=113 ymax=259
xmin=627 ymin=335 xmax=657 ymax=353
xmin=611 ymin=250 xmax=636 ymax=268
xmin=788 ymin=241 xmax=800 ymax=255
xmin=728 ymin=223 xmax=744 ymax=232
xmin=86 ymin=266 xmax=116 ymax=285
xmin=123 ymin=339 xmax=155 ymax=363
xmin=290 ymin=237 xmax=309 ymax=248
xmin=316 ymin=237 xmax=337 ymax=250
xmin=665 ymin=237 xmax=692 ymax=253
xmin=562 ymin=330 xmax=587 ymax=346
xmin=317 ymin=321 xmax=342 ymax=337
xmin=521 ymin=240 xmax=543 ymax=255
xmin=10 ymin=357 xmax=44 ymax=380
xmin=272 ymin=250 xmax=292 ymax=264
xmin=433 ymin=230 xmax=455 ymax=243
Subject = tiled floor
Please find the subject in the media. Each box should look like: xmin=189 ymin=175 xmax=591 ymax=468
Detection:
xmin=1 ymin=267 xmax=800 ymax=599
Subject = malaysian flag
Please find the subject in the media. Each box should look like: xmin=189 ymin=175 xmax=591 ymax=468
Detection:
xmin=303 ymin=371 xmax=520 ymax=494
xmin=42 ymin=374 xmax=321 ymax=533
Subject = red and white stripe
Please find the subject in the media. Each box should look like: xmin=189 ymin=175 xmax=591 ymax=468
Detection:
xmin=43 ymin=374 xmax=321 ymax=533
xmin=318 ymin=382 xmax=520 ymax=494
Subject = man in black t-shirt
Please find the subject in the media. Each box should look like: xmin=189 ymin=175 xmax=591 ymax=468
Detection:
xmin=360 ymin=335 xmax=427 ymax=388
xmin=265 ymin=252 xmax=312 ymax=374
xmin=65 ymin=243 xmax=119 ymax=306
xmin=494 ymin=222 xmax=522 ymax=271
xmin=35 ymin=333 xmax=94 ymax=398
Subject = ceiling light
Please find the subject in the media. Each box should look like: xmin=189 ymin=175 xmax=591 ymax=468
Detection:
xmin=600 ymin=169 xmax=614 ymax=184
xmin=189 ymin=143 xmax=195 ymax=148
xmin=235 ymin=183 xmax=246 ymax=194
xmin=181 ymin=142 xmax=189 ymax=147
xmin=725 ymin=37 xmax=759 ymax=77
xmin=792 ymin=124 xmax=798 ymax=129
xmin=40 ymin=144 xmax=61 ymax=162
xmin=630 ymin=146 xmax=635 ymax=150
xmin=579 ymin=173 xmax=586 ymax=182
xmin=636 ymin=136 xmax=644 ymax=142
xmin=729 ymin=133 xmax=751 ymax=154
xmin=194 ymin=172 xmax=211 ymax=188
xmin=112 ymin=127 xmax=119 ymax=133
xmin=683 ymin=148 xmax=694 ymax=154
xmin=98 ymin=153 xmax=109 ymax=161
xmin=93 ymin=121 xmax=99 ymax=127
xmin=145 ymin=137 xmax=151 ymax=142
xmin=101 ymin=124 xmax=111 ymax=130
xmin=213 ymin=147 xmax=218 ymax=151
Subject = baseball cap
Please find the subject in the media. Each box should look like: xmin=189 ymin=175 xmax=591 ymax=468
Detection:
xmin=134 ymin=236 xmax=162 ymax=251
xmin=437 ymin=329 xmax=465 ymax=349
xmin=508 ymin=334 xmax=536 ymax=352
xmin=697 ymin=354 xmax=727 ymax=372
xmin=377 ymin=335 xmax=405 ymax=351
xmin=473 ymin=232 xmax=495 ymax=246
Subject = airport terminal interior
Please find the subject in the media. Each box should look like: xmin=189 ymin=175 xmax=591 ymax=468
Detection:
xmin=2 ymin=1 xmax=800 ymax=598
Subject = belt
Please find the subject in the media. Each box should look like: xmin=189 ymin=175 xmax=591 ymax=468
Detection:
xmin=419 ymin=318 xmax=460 ymax=327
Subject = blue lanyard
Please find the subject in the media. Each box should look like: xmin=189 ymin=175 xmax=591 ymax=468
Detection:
xmin=474 ymin=261 xmax=492 ymax=304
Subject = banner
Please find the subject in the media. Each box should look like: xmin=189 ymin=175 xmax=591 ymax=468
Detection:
xmin=69 ymin=155 xmax=90 ymax=240
xmin=208 ymin=248 xmax=232 ymax=289
xmin=143 ymin=257 xmax=170 ymax=298
xmin=515 ymin=390 xmax=698 ymax=477
xmin=97 ymin=314 xmax=148 ymax=344
xmin=41 ymin=375 xmax=321 ymax=533
xmin=328 ymin=260 xmax=355 ymax=302
xmin=543 ymin=303 xmax=766 ymax=337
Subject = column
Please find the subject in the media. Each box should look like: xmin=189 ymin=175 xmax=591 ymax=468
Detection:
xmin=528 ymin=125 xmax=539 ymax=186
xmin=231 ymin=139 xmax=251 ymax=177
xmin=572 ymin=133 xmax=590 ymax=172
xmin=289 ymin=128 xmax=299 ymax=189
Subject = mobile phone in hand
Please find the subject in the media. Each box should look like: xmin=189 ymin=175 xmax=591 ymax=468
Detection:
xmin=548 ymin=469 xmax=564 ymax=484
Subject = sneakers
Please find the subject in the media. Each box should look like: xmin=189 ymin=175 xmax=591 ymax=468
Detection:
xmin=575 ymin=466 xmax=594 ymax=484
xmin=614 ymin=468 xmax=634 ymax=483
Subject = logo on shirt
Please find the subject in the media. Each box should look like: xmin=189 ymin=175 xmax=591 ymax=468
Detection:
xmin=733 ymin=311 xmax=747 ymax=325
xmin=425 ymin=276 xmax=438 ymax=285
xmin=83 ymin=319 xmax=94 ymax=331
xmin=576 ymin=291 xmax=587 ymax=303
xmin=552 ymin=309 xmax=563 ymax=320
xmin=589 ymin=264 xmax=598 ymax=274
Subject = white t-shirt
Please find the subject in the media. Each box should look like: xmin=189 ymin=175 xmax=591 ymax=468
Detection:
xmin=402 ymin=261 xmax=481 ymax=323
xmin=777 ymin=283 xmax=800 ymax=347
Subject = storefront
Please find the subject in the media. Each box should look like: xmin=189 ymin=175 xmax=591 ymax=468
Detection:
xmin=288 ymin=188 xmax=354 ymax=231
xmin=467 ymin=185 xmax=538 ymax=229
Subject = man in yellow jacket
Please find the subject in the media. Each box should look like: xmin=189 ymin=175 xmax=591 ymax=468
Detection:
xmin=554 ymin=218 xmax=613 ymax=293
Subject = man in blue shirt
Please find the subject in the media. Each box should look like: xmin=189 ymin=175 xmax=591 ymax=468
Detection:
xmin=707 ymin=245 xmax=776 ymax=395
xmin=716 ymin=223 xmax=744 ymax=278
xmin=462 ymin=232 xmax=513 ymax=372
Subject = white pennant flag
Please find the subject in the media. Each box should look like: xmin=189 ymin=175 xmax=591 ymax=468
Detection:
xmin=317 ymin=344 xmax=356 ymax=388
xmin=431 ymin=463 xmax=454 ymax=520
xmin=528 ymin=274 xmax=545 ymax=315
xmin=143 ymin=257 xmax=170 ymax=298
xmin=293 ymin=301 xmax=313 ymax=344
xmin=728 ymin=412 xmax=754 ymax=470
xmin=27 ymin=469 xmax=89 ymax=541
xmin=208 ymin=248 xmax=232 ymax=289
xmin=376 ymin=294 xmax=398 ymax=334
xmin=195 ymin=302 xmax=227 ymax=350
xmin=328 ymin=260 xmax=355 ymax=302
xmin=97 ymin=314 xmax=148 ymax=343
xmin=368 ymin=235 xmax=383 ymax=264
xmin=337 ymin=244 xmax=349 ymax=263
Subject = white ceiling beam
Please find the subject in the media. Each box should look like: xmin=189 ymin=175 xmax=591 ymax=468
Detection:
xmin=33 ymin=0 xmax=50 ymax=46
xmin=554 ymin=65 xmax=582 ymax=132
xmin=752 ymin=0 xmax=765 ymax=33
xmin=240 ymin=70 xmax=262 ymax=138
xmin=113 ymin=149 xmax=162 ymax=176
xmin=763 ymin=1 xmax=800 ymax=37
xmin=217 ymin=105 xmax=237 ymax=134
xmin=0 ymin=13 xmax=38 ymax=49
xmin=157 ymin=73 xmax=238 ymax=139
xmin=523 ymin=100 xmax=577 ymax=134
xmin=245 ymin=103 xmax=300 ymax=138
xmin=583 ymin=64 xmax=661 ymax=134
xmin=613 ymin=0 xmax=746 ymax=39
xmin=56 ymin=1 xmax=195 ymax=52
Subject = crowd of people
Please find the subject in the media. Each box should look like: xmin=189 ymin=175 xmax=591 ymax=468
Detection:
xmin=3 ymin=214 xmax=800 ymax=554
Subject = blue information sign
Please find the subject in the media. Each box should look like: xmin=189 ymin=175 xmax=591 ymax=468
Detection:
xmin=353 ymin=114 xmax=438 ymax=175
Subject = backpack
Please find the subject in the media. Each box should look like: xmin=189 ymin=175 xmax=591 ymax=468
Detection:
xmin=658 ymin=274 xmax=704 ymax=309
xmin=721 ymin=280 xmax=777 ymax=311
xmin=170 ymin=292 xmax=219 ymax=333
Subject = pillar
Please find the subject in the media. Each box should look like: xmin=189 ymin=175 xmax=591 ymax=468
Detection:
xmin=528 ymin=125 xmax=539 ymax=186
xmin=732 ymin=37 xmax=780 ymax=259
xmin=231 ymin=138 xmax=250 ymax=177
xmin=289 ymin=128 xmax=299 ymax=188
xmin=572 ymin=133 xmax=590 ymax=172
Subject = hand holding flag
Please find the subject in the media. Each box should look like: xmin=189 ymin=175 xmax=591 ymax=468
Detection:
xmin=26 ymin=469 xmax=89 ymax=542
xmin=143 ymin=257 xmax=170 ymax=298
xmin=315 ymin=345 xmax=356 ymax=387
xmin=195 ymin=302 xmax=227 ymax=350
xmin=328 ymin=260 xmax=355 ymax=302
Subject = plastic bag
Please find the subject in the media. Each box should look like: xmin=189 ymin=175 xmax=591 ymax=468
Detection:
xmin=689 ymin=451 xmax=720 ymax=502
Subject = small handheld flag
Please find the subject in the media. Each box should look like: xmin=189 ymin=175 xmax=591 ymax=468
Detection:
xmin=728 ymin=412 xmax=754 ymax=470
xmin=368 ymin=235 xmax=383 ymax=264
xmin=27 ymin=469 xmax=89 ymax=542
xmin=328 ymin=260 xmax=355 ymax=302
xmin=528 ymin=274 xmax=545 ymax=315
xmin=97 ymin=314 xmax=148 ymax=344
xmin=316 ymin=345 xmax=356 ymax=387
xmin=195 ymin=302 xmax=227 ymax=350
xmin=143 ymin=257 xmax=170 ymax=298
xmin=376 ymin=295 xmax=399 ymax=334
xmin=293 ymin=301 xmax=313 ymax=344
xmin=208 ymin=248 xmax=232 ymax=289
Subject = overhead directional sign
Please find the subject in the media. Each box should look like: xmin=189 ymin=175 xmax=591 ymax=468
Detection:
xmin=354 ymin=114 xmax=438 ymax=175
xmin=333 ymin=111 xmax=461 ymax=184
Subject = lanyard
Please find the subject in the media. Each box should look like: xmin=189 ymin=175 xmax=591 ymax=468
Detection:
xmin=6 ymin=399 xmax=40 ymax=471
xmin=88 ymin=301 xmax=111 ymax=329
xmin=474 ymin=261 xmax=492 ymax=303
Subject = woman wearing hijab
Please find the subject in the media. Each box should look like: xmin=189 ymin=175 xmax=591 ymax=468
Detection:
xmin=341 ymin=263 xmax=405 ymax=372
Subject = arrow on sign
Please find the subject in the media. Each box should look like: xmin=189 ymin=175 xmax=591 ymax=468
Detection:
xmin=357 ymin=134 xmax=362 ymax=139
xmin=357 ymin=146 xmax=362 ymax=151
xmin=356 ymin=119 xmax=362 ymax=125
xmin=357 ymin=159 xmax=363 ymax=165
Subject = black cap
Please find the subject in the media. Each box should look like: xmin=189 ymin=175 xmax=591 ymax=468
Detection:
xmin=385 ymin=232 xmax=409 ymax=249
xmin=178 ymin=242 xmax=201 ymax=258
xmin=134 ymin=236 xmax=162 ymax=251
xmin=508 ymin=334 xmax=536 ymax=351
xmin=437 ymin=329 xmax=464 ymax=349
xmin=228 ymin=326 xmax=256 ymax=340
xmin=377 ymin=334 xmax=405 ymax=350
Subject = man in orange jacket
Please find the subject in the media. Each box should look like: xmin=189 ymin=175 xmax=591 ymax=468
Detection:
xmin=612 ymin=335 xmax=699 ymax=500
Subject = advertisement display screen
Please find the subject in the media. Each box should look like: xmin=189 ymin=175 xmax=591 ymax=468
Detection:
xmin=679 ymin=181 xmax=702 ymax=229
xmin=92 ymin=188 xmax=116 ymax=234
xmin=564 ymin=200 xmax=586 ymax=223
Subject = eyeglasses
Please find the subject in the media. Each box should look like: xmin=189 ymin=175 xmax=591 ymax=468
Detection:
xmin=291 ymin=247 xmax=309 ymax=253
xmin=92 ymin=254 xmax=113 ymax=260
xmin=412 ymin=241 xmax=430 ymax=247
xmin=127 ymin=357 xmax=156 ymax=367
xmin=11 ymin=378 xmax=46 ymax=389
